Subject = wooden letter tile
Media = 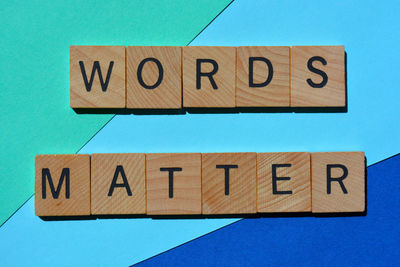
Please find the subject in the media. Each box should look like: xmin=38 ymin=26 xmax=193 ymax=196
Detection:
xmin=257 ymin=152 xmax=311 ymax=212
xmin=183 ymin=46 xmax=236 ymax=107
xmin=91 ymin=153 xmax=145 ymax=215
xmin=146 ymin=153 xmax=201 ymax=215
xmin=127 ymin=46 xmax=182 ymax=109
xmin=35 ymin=154 xmax=91 ymax=216
xmin=291 ymin=46 xmax=345 ymax=107
xmin=70 ymin=46 xmax=126 ymax=108
xmin=236 ymin=46 xmax=290 ymax=107
xmin=202 ymin=153 xmax=257 ymax=214
xmin=311 ymin=152 xmax=365 ymax=213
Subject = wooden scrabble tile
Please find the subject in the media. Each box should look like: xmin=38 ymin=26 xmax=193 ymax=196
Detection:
xmin=91 ymin=153 xmax=145 ymax=215
xmin=202 ymin=153 xmax=257 ymax=214
xmin=183 ymin=46 xmax=236 ymax=107
xmin=291 ymin=46 xmax=345 ymax=107
xmin=35 ymin=154 xmax=90 ymax=216
xmin=70 ymin=46 xmax=126 ymax=108
xmin=236 ymin=46 xmax=290 ymax=107
xmin=127 ymin=46 xmax=182 ymax=109
xmin=311 ymin=152 xmax=365 ymax=213
xmin=257 ymin=152 xmax=311 ymax=212
xmin=146 ymin=153 xmax=201 ymax=215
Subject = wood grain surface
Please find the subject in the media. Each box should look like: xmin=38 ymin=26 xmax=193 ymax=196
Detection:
xmin=257 ymin=152 xmax=311 ymax=212
xmin=127 ymin=46 xmax=182 ymax=109
xmin=146 ymin=153 xmax=202 ymax=215
xmin=291 ymin=46 xmax=345 ymax=107
xmin=183 ymin=46 xmax=236 ymax=107
xmin=34 ymin=151 xmax=365 ymax=216
xmin=70 ymin=46 xmax=126 ymax=108
xmin=312 ymin=152 xmax=365 ymax=213
xmin=91 ymin=153 xmax=146 ymax=215
xmin=35 ymin=154 xmax=91 ymax=216
xmin=236 ymin=46 xmax=290 ymax=107
xmin=202 ymin=153 xmax=257 ymax=214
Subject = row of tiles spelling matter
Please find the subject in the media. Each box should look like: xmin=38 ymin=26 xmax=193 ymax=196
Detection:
xmin=35 ymin=152 xmax=365 ymax=218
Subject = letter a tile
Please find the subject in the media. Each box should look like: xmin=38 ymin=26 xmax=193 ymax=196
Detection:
xmin=35 ymin=154 xmax=91 ymax=216
xmin=70 ymin=46 xmax=126 ymax=108
xmin=91 ymin=153 xmax=145 ymax=215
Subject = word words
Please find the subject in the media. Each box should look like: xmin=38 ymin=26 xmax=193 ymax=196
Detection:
xmin=70 ymin=46 xmax=346 ymax=109
xmin=35 ymin=152 xmax=364 ymax=217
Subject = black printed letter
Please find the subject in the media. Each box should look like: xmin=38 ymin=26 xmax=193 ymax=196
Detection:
xmin=160 ymin=167 xmax=182 ymax=198
xmin=137 ymin=58 xmax=164 ymax=89
xmin=42 ymin=168 xmax=70 ymax=199
xmin=79 ymin=61 xmax=114 ymax=92
xmin=196 ymin=59 xmax=218 ymax=89
xmin=272 ymin=164 xmax=292 ymax=195
xmin=216 ymin=165 xmax=238 ymax=195
xmin=108 ymin=165 xmax=132 ymax=196
xmin=327 ymin=164 xmax=348 ymax=194
xmin=249 ymin=57 xmax=273 ymax=87
xmin=306 ymin=56 xmax=328 ymax=88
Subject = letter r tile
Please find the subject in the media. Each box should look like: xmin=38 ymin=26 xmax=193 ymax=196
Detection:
xmin=183 ymin=46 xmax=236 ymax=107
xmin=202 ymin=153 xmax=257 ymax=214
xmin=70 ymin=46 xmax=126 ymax=108
xmin=146 ymin=153 xmax=202 ymax=215
xmin=311 ymin=152 xmax=365 ymax=213
xmin=91 ymin=153 xmax=146 ymax=215
xmin=34 ymin=154 xmax=91 ymax=216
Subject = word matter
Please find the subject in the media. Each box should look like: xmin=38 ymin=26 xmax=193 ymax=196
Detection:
xmin=35 ymin=152 xmax=365 ymax=217
xmin=70 ymin=46 xmax=345 ymax=109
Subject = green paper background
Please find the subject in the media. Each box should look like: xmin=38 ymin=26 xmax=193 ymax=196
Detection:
xmin=0 ymin=0 xmax=232 ymax=226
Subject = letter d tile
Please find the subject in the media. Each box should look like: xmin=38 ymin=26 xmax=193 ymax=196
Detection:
xmin=236 ymin=46 xmax=290 ymax=107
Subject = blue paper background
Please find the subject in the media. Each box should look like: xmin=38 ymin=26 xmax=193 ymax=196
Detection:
xmin=137 ymin=154 xmax=400 ymax=266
